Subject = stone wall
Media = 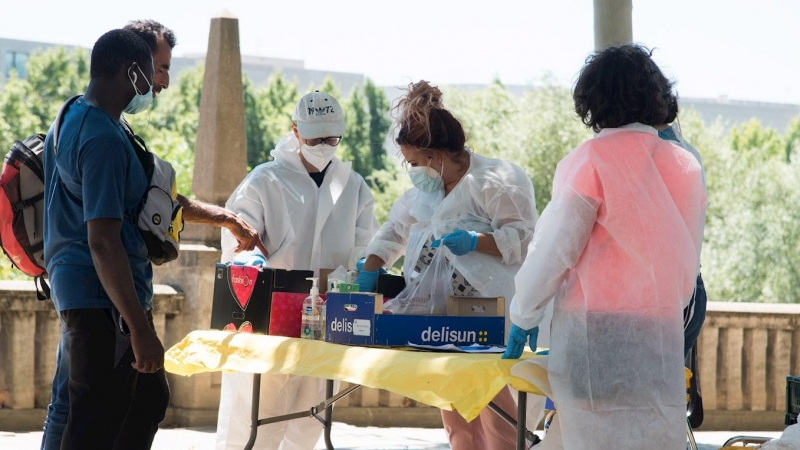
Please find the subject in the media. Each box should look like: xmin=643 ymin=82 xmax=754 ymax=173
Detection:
xmin=696 ymin=302 xmax=800 ymax=430
xmin=1 ymin=288 xmax=796 ymax=431
xmin=0 ymin=280 xmax=183 ymax=430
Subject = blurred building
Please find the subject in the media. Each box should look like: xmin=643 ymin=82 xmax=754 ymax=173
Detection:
xmin=3 ymin=37 xmax=800 ymax=132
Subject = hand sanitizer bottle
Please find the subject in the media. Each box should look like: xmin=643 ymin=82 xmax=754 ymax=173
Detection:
xmin=302 ymin=277 xmax=321 ymax=340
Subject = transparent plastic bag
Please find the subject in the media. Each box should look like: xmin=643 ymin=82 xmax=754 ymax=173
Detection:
xmin=384 ymin=247 xmax=453 ymax=315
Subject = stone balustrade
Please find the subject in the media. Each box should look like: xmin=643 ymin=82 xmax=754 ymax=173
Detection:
xmin=697 ymin=301 xmax=800 ymax=430
xmin=0 ymin=280 xmax=183 ymax=430
xmin=1 ymin=285 xmax=796 ymax=431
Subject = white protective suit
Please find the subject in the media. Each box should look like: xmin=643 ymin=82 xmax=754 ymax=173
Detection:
xmin=216 ymin=133 xmax=379 ymax=450
xmin=365 ymin=151 xmax=552 ymax=430
xmin=366 ymin=152 xmax=538 ymax=335
xmin=510 ymin=124 xmax=707 ymax=450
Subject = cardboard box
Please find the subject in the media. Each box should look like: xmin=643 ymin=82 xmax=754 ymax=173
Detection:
xmin=326 ymin=292 xmax=505 ymax=347
xmin=319 ymin=268 xmax=334 ymax=293
xmin=447 ymin=296 xmax=505 ymax=317
xmin=268 ymin=292 xmax=318 ymax=338
xmin=210 ymin=263 xmax=313 ymax=334
xmin=376 ymin=274 xmax=406 ymax=299
xmin=336 ymin=282 xmax=360 ymax=293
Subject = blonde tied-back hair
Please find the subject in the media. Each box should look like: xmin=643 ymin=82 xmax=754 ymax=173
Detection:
xmin=393 ymin=80 xmax=466 ymax=153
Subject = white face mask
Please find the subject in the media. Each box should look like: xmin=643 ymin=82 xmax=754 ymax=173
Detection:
xmin=408 ymin=162 xmax=444 ymax=194
xmin=124 ymin=65 xmax=153 ymax=115
xmin=299 ymin=144 xmax=336 ymax=172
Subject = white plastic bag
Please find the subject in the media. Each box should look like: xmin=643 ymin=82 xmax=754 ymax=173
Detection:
xmin=384 ymin=247 xmax=453 ymax=315
xmin=326 ymin=266 xmax=349 ymax=292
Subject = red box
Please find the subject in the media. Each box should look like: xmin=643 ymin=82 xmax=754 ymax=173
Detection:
xmin=210 ymin=263 xmax=313 ymax=334
xmin=268 ymin=292 xmax=327 ymax=337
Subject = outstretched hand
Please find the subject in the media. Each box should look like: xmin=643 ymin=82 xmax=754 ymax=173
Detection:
xmin=229 ymin=217 xmax=268 ymax=257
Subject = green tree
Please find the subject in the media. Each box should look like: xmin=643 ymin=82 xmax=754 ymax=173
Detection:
xmin=783 ymin=116 xmax=800 ymax=162
xmin=25 ymin=47 xmax=90 ymax=130
xmin=729 ymin=119 xmax=784 ymax=162
xmin=364 ymin=79 xmax=392 ymax=172
xmin=445 ymin=78 xmax=589 ymax=212
xmin=243 ymin=76 xmax=268 ymax=168
xmin=316 ymin=76 xmax=341 ymax=100
xmin=0 ymin=75 xmax=41 ymax=153
xmin=247 ymin=71 xmax=297 ymax=168
xmin=0 ymin=47 xmax=90 ymax=154
xmin=340 ymin=87 xmax=371 ymax=175
xmin=696 ymin=110 xmax=800 ymax=303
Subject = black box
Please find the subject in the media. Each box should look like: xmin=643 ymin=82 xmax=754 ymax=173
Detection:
xmin=376 ymin=274 xmax=406 ymax=298
xmin=210 ymin=263 xmax=313 ymax=334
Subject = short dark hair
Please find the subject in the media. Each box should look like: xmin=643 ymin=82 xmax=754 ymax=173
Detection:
xmin=90 ymin=29 xmax=152 ymax=79
xmin=573 ymin=44 xmax=678 ymax=132
xmin=124 ymin=19 xmax=177 ymax=53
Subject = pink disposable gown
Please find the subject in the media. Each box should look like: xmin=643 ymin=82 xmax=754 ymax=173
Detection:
xmin=510 ymin=124 xmax=706 ymax=450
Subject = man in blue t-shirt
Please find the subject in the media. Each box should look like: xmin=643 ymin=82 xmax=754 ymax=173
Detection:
xmin=42 ymin=29 xmax=166 ymax=450
xmin=40 ymin=20 xmax=268 ymax=450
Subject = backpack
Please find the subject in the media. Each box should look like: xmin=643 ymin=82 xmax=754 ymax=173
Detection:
xmin=0 ymin=133 xmax=49 ymax=298
xmin=118 ymin=119 xmax=184 ymax=266
xmin=0 ymin=96 xmax=184 ymax=299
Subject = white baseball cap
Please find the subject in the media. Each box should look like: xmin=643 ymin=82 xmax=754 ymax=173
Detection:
xmin=292 ymin=90 xmax=345 ymax=139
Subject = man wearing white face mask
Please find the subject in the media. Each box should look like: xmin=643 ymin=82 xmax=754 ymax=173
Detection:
xmin=215 ymin=91 xmax=379 ymax=450
xmin=42 ymin=29 xmax=167 ymax=450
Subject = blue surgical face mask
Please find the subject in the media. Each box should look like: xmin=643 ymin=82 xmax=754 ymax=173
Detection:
xmin=124 ymin=65 xmax=153 ymax=115
xmin=408 ymin=162 xmax=443 ymax=194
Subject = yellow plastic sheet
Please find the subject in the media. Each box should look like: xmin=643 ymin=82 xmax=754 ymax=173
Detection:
xmin=165 ymin=330 xmax=544 ymax=422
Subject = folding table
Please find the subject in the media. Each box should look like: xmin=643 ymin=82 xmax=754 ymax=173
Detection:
xmin=165 ymin=331 xmax=545 ymax=450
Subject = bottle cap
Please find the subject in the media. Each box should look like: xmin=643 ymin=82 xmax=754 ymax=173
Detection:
xmin=306 ymin=277 xmax=320 ymax=297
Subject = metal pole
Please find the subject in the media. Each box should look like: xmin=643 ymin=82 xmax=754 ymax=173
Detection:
xmin=593 ymin=0 xmax=633 ymax=50
xmin=324 ymin=379 xmax=335 ymax=450
xmin=517 ymin=392 xmax=527 ymax=450
xmin=244 ymin=373 xmax=261 ymax=450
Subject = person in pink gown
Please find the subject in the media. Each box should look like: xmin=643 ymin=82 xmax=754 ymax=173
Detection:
xmin=504 ymin=44 xmax=707 ymax=450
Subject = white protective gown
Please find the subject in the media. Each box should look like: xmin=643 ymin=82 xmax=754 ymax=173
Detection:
xmin=365 ymin=151 xmax=552 ymax=428
xmin=366 ymin=152 xmax=538 ymax=335
xmin=216 ymin=133 xmax=379 ymax=450
xmin=509 ymin=124 xmax=707 ymax=450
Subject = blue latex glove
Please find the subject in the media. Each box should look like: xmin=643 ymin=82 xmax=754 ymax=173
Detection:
xmin=431 ymin=230 xmax=478 ymax=256
xmin=501 ymin=325 xmax=539 ymax=359
xmin=232 ymin=253 xmax=267 ymax=267
xmin=356 ymin=257 xmax=387 ymax=274
xmin=356 ymin=269 xmax=380 ymax=292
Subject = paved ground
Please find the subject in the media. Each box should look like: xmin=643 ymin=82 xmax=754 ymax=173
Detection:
xmin=0 ymin=424 xmax=784 ymax=449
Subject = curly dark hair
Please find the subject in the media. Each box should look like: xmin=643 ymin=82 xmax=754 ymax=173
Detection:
xmin=90 ymin=29 xmax=152 ymax=79
xmin=573 ymin=44 xmax=678 ymax=132
xmin=393 ymin=80 xmax=466 ymax=153
xmin=124 ymin=19 xmax=177 ymax=53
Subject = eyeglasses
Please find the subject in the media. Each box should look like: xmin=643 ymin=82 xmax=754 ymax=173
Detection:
xmin=305 ymin=136 xmax=341 ymax=147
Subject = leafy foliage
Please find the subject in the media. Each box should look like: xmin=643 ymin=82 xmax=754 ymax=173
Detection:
xmin=3 ymin=47 xmax=800 ymax=304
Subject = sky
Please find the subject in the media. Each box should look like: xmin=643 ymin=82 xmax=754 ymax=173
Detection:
xmin=2 ymin=0 xmax=800 ymax=104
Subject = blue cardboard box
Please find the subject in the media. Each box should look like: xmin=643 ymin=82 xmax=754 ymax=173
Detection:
xmin=325 ymin=292 xmax=505 ymax=347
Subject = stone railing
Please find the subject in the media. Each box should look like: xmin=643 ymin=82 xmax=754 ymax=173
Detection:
xmin=696 ymin=301 xmax=800 ymax=431
xmin=1 ymin=278 xmax=796 ymax=431
xmin=0 ymin=280 xmax=183 ymax=430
